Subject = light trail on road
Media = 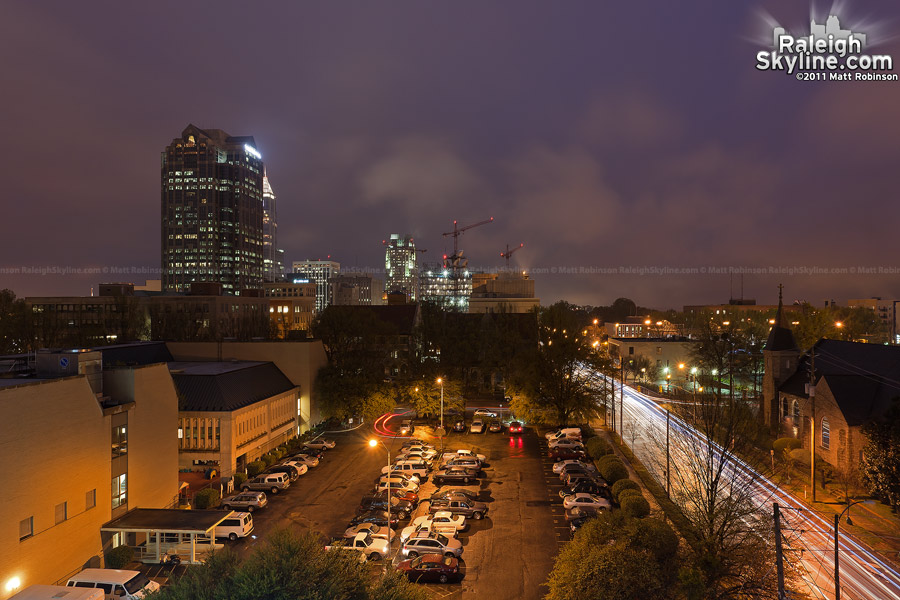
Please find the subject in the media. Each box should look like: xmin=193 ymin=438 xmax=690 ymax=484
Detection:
xmin=591 ymin=371 xmax=900 ymax=600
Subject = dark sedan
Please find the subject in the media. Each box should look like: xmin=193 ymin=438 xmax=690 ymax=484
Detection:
xmin=429 ymin=488 xmax=479 ymax=504
xmin=349 ymin=510 xmax=400 ymax=529
xmin=488 ymin=421 xmax=503 ymax=433
xmin=357 ymin=495 xmax=414 ymax=518
xmin=548 ymin=447 xmax=589 ymax=461
xmin=396 ymin=553 xmax=461 ymax=584
xmin=559 ymin=479 xmax=609 ymax=499
xmin=432 ymin=466 xmax=478 ymax=486
xmin=452 ymin=419 xmax=466 ymax=432
xmin=376 ymin=487 xmax=419 ymax=506
xmin=508 ymin=421 xmax=524 ymax=434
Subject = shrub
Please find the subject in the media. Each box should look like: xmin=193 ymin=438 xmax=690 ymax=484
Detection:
xmin=261 ymin=453 xmax=277 ymax=467
xmin=773 ymin=437 xmax=803 ymax=455
xmin=617 ymin=488 xmax=643 ymax=503
xmin=621 ymin=495 xmax=651 ymax=518
xmin=247 ymin=460 xmax=267 ymax=477
xmin=599 ymin=459 xmax=628 ymax=485
xmin=628 ymin=518 xmax=679 ymax=563
xmin=194 ymin=488 xmax=221 ymax=509
xmin=271 ymin=448 xmax=284 ymax=461
xmin=585 ymin=437 xmax=613 ymax=458
xmin=597 ymin=454 xmax=623 ymax=471
xmin=611 ymin=479 xmax=640 ymax=502
xmin=233 ymin=473 xmax=248 ymax=488
xmin=105 ymin=545 xmax=134 ymax=569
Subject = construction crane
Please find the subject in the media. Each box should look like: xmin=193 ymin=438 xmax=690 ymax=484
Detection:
xmin=500 ymin=243 xmax=524 ymax=270
xmin=442 ymin=217 xmax=494 ymax=261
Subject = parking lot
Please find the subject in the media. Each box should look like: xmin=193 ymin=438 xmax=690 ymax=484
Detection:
xmin=223 ymin=416 xmax=563 ymax=600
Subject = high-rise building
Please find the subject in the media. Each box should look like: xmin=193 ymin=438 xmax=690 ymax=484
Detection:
xmin=291 ymin=260 xmax=341 ymax=312
xmin=384 ymin=234 xmax=419 ymax=302
xmin=161 ymin=124 xmax=265 ymax=295
xmin=262 ymin=170 xmax=284 ymax=282
xmin=330 ymin=273 xmax=385 ymax=306
xmin=419 ymin=262 xmax=472 ymax=310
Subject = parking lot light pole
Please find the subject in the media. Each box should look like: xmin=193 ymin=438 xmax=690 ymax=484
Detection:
xmin=437 ymin=377 xmax=444 ymax=455
xmin=369 ymin=439 xmax=391 ymax=570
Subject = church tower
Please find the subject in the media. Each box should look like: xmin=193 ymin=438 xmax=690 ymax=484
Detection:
xmin=762 ymin=285 xmax=801 ymax=429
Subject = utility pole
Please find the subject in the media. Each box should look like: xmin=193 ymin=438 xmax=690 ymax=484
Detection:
xmin=774 ymin=503 xmax=786 ymax=600
xmin=620 ymin=361 xmax=624 ymax=440
xmin=810 ymin=348 xmax=816 ymax=503
xmin=834 ymin=513 xmax=841 ymax=600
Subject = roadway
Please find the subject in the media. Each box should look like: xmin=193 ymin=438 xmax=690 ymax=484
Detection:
xmin=600 ymin=374 xmax=900 ymax=600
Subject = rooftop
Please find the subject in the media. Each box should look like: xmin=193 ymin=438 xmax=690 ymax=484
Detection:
xmin=102 ymin=508 xmax=231 ymax=533
xmin=170 ymin=361 xmax=296 ymax=412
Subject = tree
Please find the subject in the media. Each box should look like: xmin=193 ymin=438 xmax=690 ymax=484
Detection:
xmin=644 ymin=389 xmax=799 ymax=598
xmin=861 ymin=399 xmax=900 ymax=511
xmin=507 ymin=302 xmax=611 ymax=426
xmin=545 ymin=513 xmax=678 ymax=600
xmin=155 ymin=528 xmax=426 ymax=600
xmin=404 ymin=377 xmax=465 ymax=420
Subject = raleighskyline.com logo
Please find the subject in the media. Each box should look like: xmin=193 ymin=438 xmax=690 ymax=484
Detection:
xmin=756 ymin=15 xmax=896 ymax=80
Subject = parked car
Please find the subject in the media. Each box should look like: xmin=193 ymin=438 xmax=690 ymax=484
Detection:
xmin=375 ymin=486 xmax=419 ymax=506
xmin=553 ymin=459 xmax=596 ymax=474
xmin=508 ymin=421 xmax=524 ymax=434
xmin=473 ymin=408 xmax=498 ymax=419
xmin=558 ymin=463 xmax=596 ymax=481
xmin=214 ymin=511 xmax=254 ymax=540
xmin=396 ymin=554 xmax=461 ymax=584
xmin=429 ymin=487 xmax=479 ymax=504
xmin=548 ymin=447 xmax=589 ymax=461
xmin=428 ymin=497 xmax=488 ymax=520
xmin=66 ymin=569 xmax=160 ymax=600
xmin=559 ymin=479 xmax=609 ymax=499
xmin=488 ymin=421 xmax=503 ymax=433
xmin=382 ymin=461 xmax=428 ymax=481
xmin=288 ymin=453 xmax=320 ymax=468
xmin=349 ymin=509 xmax=400 ymax=529
xmin=452 ymin=419 xmax=466 ymax=432
xmin=241 ymin=473 xmax=290 ymax=494
xmin=446 ymin=449 xmax=487 ymax=463
xmin=221 ymin=491 xmax=267 ymax=512
xmin=266 ymin=463 xmax=306 ymax=481
xmin=343 ymin=522 xmax=391 ymax=541
xmin=563 ymin=471 xmax=602 ymax=488
xmin=441 ymin=456 xmax=482 ymax=472
xmin=545 ymin=427 xmax=582 ymax=441
xmin=562 ymin=493 xmax=613 ymax=511
xmin=432 ymin=466 xmax=478 ymax=486
xmin=357 ymin=494 xmax=414 ymax=519
xmin=565 ymin=505 xmax=603 ymax=522
xmin=570 ymin=514 xmax=595 ymax=533
xmin=375 ymin=476 xmax=419 ymax=494
xmin=401 ymin=530 xmax=463 ymax=558
xmin=410 ymin=511 xmax=467 ymax=534
xmin=402 ymin=440 xmax=434 ymax=450
xmin=281 ymin=461 xmax=310 ymax=475
xmin=325 ymin=532 xmax=390 ymax=561
xmin=548 ymin=438 xmax=586 ymax=451
xmin=304 ymin=438 xmax=336 ymax=450
xmin=469 ymin=419 xmax=485 ymax=434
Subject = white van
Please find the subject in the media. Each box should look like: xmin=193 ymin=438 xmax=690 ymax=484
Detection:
xmin=215 ymin=511 xmax=254 ymax=541
xmin=545 ymin=428 xmax=581 ymax=441
xmin=12 ymin=585 xmax=103 ymax=600
xmin=66 ymin=569 xmax=159 ymax=600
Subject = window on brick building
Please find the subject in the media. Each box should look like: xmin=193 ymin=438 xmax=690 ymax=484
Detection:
xmin=781 ymin=397 xmax=788 ymax=419
xmin=792 ymin=400 xmax=800 ymax=421
xmin=821 ymin=417 xmax=830 ymax=449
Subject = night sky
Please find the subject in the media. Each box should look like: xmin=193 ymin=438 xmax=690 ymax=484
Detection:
xmin=2 ymin=1 xmax=899 ymax=309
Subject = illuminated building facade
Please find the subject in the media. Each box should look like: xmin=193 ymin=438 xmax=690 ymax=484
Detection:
xmin=419 ymin=262 xmax=472 ymax=310
xmin=291 ymin=260 xmax=341 ymax=312
xmin=161 ymin=124 xmax=265 ymax=295
xmin=262 ymin=170 xmax=284 ymax=282
xmin=384 ymin=234 xmax=418 ymax=302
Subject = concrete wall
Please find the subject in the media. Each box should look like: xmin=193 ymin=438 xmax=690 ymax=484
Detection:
xmin=166 ymin=341 xmax=328 ymax=431
xmin=0 ymin=378 xmax=108 ymax=598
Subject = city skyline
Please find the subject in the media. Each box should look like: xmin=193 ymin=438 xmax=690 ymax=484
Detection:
xmin=1 ymin=2 xmax=899 ymax=309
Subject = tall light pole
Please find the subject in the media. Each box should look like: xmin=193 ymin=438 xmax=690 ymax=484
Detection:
xmin=369 ymin=439 xmax=392 ymax=570
xmin=437 ymin=377 xmax=445 ymax=454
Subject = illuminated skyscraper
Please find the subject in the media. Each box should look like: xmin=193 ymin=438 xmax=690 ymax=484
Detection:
xmin=161 ymin=125 xmax=265 ymax=294
xmin=262 ymin=170 xmax=284 ymax=282
xmin=384 ymin=234 xmax=419 ymax=302
xmin=291 ymin=259 xmax=341 ymax=312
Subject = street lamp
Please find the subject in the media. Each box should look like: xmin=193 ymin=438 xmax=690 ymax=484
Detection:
xmin=437 ymin=377 xmax=445 ymax=453
xmin=369 ymin=439 xmax=393 ymax=569
xmin=834 ymin=499 xmax=866 ymax=600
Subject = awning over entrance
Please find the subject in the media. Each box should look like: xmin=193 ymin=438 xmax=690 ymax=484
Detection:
xmin=101 ymin=508 xmax=232 ymax=564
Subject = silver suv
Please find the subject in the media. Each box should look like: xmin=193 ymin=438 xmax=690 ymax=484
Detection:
xmin=221 ymin=491 xmax=267 ymax=512
xmin=401 ymin=530 xmax=463 ymax=558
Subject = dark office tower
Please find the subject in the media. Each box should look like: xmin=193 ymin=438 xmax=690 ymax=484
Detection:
xmin=262 ymin=169 xmax=284 ymax=282
xmin=161 ymin=125 xmax=265 ymax=295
